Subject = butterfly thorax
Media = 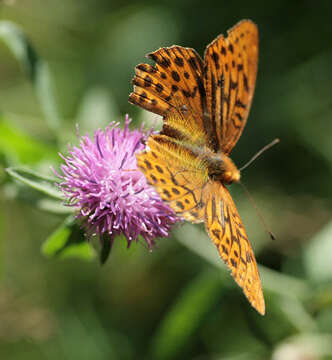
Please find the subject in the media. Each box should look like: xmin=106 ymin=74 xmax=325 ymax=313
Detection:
xmin=205 ymin=152 xmax=240 ymax=185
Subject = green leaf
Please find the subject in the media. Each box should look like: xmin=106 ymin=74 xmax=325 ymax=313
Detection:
xmin=148 ymin=270 xmax=222 ymax=360
xmin=42 ymin=217 xmax=72 ymax=256
xmin=42 ymin=216 xmax=95 ymax=261
xmin=0 ymin=116 xmax=57 ymax=164
xmin=6 ymin=167 xmax=63 ymax=200
xmin=100 ymin=234 xmax=112 ymax=265
xmin=272 ymin=333 xmax=332 ymax=359
xmin=36 ymin=198 xmax=73 ymax=215
xmin=0 ymin=21 xmax=61 ymax=135
xmin=59 ymin=242 xmax=95 ymax=261
xmin=303 ymin=220 xmax=332 ymax=282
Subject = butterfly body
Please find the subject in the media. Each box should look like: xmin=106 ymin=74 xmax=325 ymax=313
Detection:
xmin=129 ymin=20 xmax=265 ymax=315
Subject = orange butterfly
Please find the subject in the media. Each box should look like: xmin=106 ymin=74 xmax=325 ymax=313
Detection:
xmin=129 ymin=20 xmax=265 ymax=315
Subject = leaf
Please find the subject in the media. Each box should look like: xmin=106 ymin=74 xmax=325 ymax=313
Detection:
xmin=42 ymin=217 xmax=73 ymax=256
xmin=272 ymin=333 xmax=332 ymax=359
xmin=148 ymin=270 xmax=222 ymax=360
xmin=0 ymin=21 xmax=61 ymax=135
xmin=303 ymin=220 xmax=332 ymax=282
xmin=36 ymin=198 xmax=73 ymax=215
xmin=0 ymin=116 xmax=57 ymax=164
xmin=6 ymin=167 xmax=63 ymax=200
xmin=42 ymin=216 xmax=95 ymax=261
xmin=100 ymin=234 xmax=112 ymax=265
xmin=275 ymin=296 xmax=317 ymax=333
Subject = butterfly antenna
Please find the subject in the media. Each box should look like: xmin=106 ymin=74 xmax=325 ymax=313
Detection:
xmin=239 ymin=181 xmax=276 ymax=241
xmin=239 ymin=138 xmax=280 ymax=172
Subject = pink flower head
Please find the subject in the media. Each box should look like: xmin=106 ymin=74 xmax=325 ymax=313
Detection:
xmin=56 ymin=115 xmax=178 ymax=250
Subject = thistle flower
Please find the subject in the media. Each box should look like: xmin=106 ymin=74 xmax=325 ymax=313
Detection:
xmin=56 ymin=115 xmax=178 ymax=250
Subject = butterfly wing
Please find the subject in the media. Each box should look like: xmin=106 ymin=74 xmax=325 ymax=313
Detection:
xmin=129 ymin=46 xmax=220 ymax=151
xmin=129 ymin=46 xmax=205 ymax=117
xmin=136 ymin=134 xmax=208 ymax=223
xmin=204 ymin=181 xmax=265 ymax=314
xmin=204 ymin=20 xmax=258 ymax=155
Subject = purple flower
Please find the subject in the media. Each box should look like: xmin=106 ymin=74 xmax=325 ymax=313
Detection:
xmin=55 ymin=115 xmax=178 ymax=250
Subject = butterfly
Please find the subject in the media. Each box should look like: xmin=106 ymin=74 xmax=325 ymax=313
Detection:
xmin=128 ymin=20 xmax=265 ymax=315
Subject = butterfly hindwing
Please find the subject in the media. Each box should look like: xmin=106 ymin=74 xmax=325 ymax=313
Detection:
xmin=136 ymin=135 xmax=208 ymax=222
xmin=205 ymin=182 xmax=265 ymax=315
xmin=204 ymin=20 xmax=258 ymax=154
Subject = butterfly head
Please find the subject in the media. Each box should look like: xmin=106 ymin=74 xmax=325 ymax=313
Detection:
xmin=206 ymin=153 xmax=240 ymax=185
xmin=221 ymin=155 xmax=241 ymax=184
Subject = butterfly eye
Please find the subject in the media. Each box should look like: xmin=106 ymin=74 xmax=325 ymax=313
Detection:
xmin=223 ymin=171 xmax=240 ymax=184
xmin=180 ymin=105 xmax=188 ymax=114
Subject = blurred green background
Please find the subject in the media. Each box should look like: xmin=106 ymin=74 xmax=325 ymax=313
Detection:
xmin=1 ymin=1 xmax=332 ymax=359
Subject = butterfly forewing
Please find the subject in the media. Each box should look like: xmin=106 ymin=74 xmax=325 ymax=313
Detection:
xmin=129 ymin=46 xmax=205 ymax=116
xmin=129 ymin=46 xmax=221 ymax=151
xmin=204 ymin=20 xmax=258 ymax=154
